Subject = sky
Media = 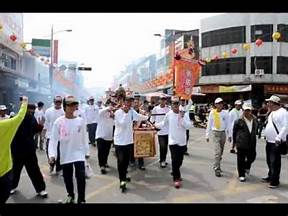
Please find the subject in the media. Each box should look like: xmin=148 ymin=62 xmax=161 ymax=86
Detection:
xmin=23 ymin=13 xmax=221 ymax=89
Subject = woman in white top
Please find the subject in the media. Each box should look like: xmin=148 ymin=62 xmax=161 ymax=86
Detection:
xmin=49 ymin=95 xmax=89 ymax=204
xmin=156 ymin=97 xmax=193 ymax=189
xmin=96 ymin=100 xmax=116 ymax=174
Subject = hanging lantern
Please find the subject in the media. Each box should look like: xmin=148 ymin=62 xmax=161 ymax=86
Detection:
xmin=255 ymin=38 xmax=263 ymax=47
xmin=272 ymin=32 xmax=281 ymax=41
xmin=243 ymin=43 xmax=250 ymax=51
xmin=222 ymin=51 xmax=228 ymax=58
xmin=9 ymin=34 xmax=17 ymax=42
xmin=231 ymin=48 xmax=238 ymax=55
xmin=205 ymin=57 xmax=211 ymax=63
xmin=20 ymin=42 xmax=26 ymax=49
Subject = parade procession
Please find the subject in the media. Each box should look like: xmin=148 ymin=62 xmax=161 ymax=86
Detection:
xmin=1 ymin=13 xmax=288 ymax=204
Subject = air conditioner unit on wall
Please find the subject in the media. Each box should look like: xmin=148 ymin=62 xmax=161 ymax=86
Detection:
xmin=255 ymin=69 xmax=264 ymax=76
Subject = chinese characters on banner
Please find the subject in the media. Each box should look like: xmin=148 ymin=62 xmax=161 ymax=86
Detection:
xmin=174 ymin=60 xmax=200 ymax=99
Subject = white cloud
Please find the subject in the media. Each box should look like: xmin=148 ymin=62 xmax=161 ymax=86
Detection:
xmin=23 ymin=13 xmax=221 ymax=89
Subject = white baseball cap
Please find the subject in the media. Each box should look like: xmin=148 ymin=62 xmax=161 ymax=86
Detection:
xmin=234 ymin=100 xmax=242 ymax=105
xmin=266 ymin=95 xmax=281 ymax=104
xmin=242 ymin=103 xmax=252 ymax=110
xmin=0 ymin=105 xmax=7 ymax=110
xmin=214 ymin=97 xmax=223 ymax=104
xmin=88 ymin=96 xmax=95 ymax=100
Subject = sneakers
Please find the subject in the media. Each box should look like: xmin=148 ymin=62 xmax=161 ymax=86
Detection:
xmin=139 ymin=166 xmax=146 ymax=171
xmin=268 ymin=183 xmax=279 ymax=189
xmin=160 ymin=162 xmax=167 ymax=168
xmin=215 ymin=170 xmax=222 ymax=177
xmin=126 ymin=176 xmax=131 ymax=182
xmin=10 ymin=189 xmax=16 ymax=195
xmin=174 ymin=180 xmax=181 ymax=189
xmin=100 ymin=167 xmax=107 ymax=175
xmin=261 ymin=176 xmax=271 ymax=183
xmin=239 ymin=177 xmax=246 ymax=182
xmin=38 ymin=190 xmax=48 ymax=198
xmin=60 ymin=196 xmax=75 ymax=204
xmin=120 ymin=181 xmax=127 ymax=193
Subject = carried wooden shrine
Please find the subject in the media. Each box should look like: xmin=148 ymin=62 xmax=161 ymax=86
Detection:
xmin=133 ymin=121 xmax=157 ymax=158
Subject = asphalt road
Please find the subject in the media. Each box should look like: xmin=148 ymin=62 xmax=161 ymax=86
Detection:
xmin=7 ymin=127 xmax=288 ymax=203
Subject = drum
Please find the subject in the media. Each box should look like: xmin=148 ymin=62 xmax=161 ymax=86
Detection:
xmin=133 ymin=128 xmax=156 ymax=158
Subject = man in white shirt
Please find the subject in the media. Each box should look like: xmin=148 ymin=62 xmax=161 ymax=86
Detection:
xmin=233 ymin=103 xmax=257 ymax=182
xmin=206 ymin=97 xmax=230 ymax=177
xmin=85 ymin=96 xmax=99 ymax=147
xmin=49 ymin=95 xmax=89 ymax=204
xmin=114 ymin=96 xmax=148 ymax=192
xmin=228 ymin=100 xmax=243 ymax=154
xmin=0 ymin=105 xmax=10 ymax=120
xmin=34 ymin=101 xmax=45 ymax=150
xmin=263 ymin=95 xmax=288 ymax=189
xmin=44 ymin=96 xmax=65 ymax=174
xmin=179 ymin=98 xmax=193 ymax=156
xmin=156 ymin=96 xmax=193 ymax=189
xmin=151 ymin=96 xmax=170 ymax=168
xmin=96 ymin=100 xmax=116 ymax=174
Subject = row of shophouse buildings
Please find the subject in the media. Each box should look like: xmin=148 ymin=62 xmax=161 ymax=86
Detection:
xmin=111 ymin=13 xmax=288 ymax=107
xmin=0 ymin=13 xmax=89 ymax=112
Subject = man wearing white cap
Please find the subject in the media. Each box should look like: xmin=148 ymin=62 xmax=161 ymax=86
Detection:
xmin=228 ymin=100 xmax=243 ymax=154
xmin=206 ymin=97 xmax=230 ymax=177
xmin=233 ymin=103 xmax=257 ymax=182
xmin=263 ymin=95 xmax=288 ymax=188
xmin=0 ymin=105 xmax=10 ymax=120
xmin=85 ymin=96 xmax=99 ymax=147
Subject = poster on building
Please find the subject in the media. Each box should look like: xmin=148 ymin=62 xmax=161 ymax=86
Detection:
xmin=0 ymin=13 xmax=23 ymax=55
xmin=174 ymin=60 xmax=200 ymax=99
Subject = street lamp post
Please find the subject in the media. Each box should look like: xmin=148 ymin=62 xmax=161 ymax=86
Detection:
xmin=49 ymin=26 xmax=72 ymax=93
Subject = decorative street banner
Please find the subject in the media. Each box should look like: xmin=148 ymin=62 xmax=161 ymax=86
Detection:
xmin=174 ymin=60 xmax=200 ymax=99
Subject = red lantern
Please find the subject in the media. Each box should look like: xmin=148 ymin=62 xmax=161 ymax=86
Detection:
xmin=255 ymin=38 xmax=263 ymax=47
xmin=9 ymin=34 xmax=17 ymax=42
xmin=231 ymin=48 xmax=238 ymax=55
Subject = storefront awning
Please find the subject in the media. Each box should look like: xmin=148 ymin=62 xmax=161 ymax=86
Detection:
xmin=201 ymin=85 xmax=252 ymax=94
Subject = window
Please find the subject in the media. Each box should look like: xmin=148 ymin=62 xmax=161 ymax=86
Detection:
xmin=202 ymin=26 xmax=246 ymax=48
xmin=277 ymin=56 xmax=288 ymax=74
xmin=202 ymin=57 xmax=246 ymax=76
xmin=277 ymin=24 xmax=288 ymax=42
xmin=1 ymin=54 xmax=16 ymax=70
xmin=251 ymin=57 xmax=272 ymax=74
xmin=251 ymin=25 xmax=273 ymax=42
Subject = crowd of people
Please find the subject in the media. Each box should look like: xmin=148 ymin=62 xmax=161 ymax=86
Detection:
xmin=0 ymin=92 xmax=288 ymax=204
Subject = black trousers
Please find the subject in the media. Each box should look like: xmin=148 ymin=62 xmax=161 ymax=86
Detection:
xmin=46 ymin=139 xmax=62 ymax=172
xmin=115 ymin=144 xmax=133 ymax=182
xmin=0 ymin=170 xmax=13 ymax=204
xmin=236 ymin=148 xmax=256 ymax=177
xmin=87 ymin=123 xmax=97 ymax=144
xmin=169 ymin=145 xmax=186 ymax=181
xmin=130 ymin=145 xmax=144 ymax=167
xmin=11 ymin=152 xmax=46 ymax=193
xmin=257 ymin=120 xmax=265 ymax=138
xmin=97 ymin=138 xmax=112 ymax=167
xmin=62 ymin=161 xmax=86 ymax=203
xmin=266 ymin=142 xmax=281 ymax=185
xmin=184 ymin=130 xmax=189 ymax=153
xmin=158 ymin=135 xmax=168 ymax=162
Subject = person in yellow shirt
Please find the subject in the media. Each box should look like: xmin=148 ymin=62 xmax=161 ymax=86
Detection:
xmin=0 ymin=96 xmax=28 ymax=204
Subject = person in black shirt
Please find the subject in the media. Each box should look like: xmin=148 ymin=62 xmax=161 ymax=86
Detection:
xmin=257 ymin=102 xmax=268 ymax=139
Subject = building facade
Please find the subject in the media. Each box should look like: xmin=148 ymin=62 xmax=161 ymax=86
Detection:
xmin=199 ymin=13 xmax=288 ymax=106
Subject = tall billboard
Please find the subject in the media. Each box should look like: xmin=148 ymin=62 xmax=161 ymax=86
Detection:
xmin=0 ymin=13 xmax=23 ymax=55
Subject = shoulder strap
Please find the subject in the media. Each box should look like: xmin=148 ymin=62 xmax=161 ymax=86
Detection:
xmin=271 ymin=114 xmax=279 ymax=134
